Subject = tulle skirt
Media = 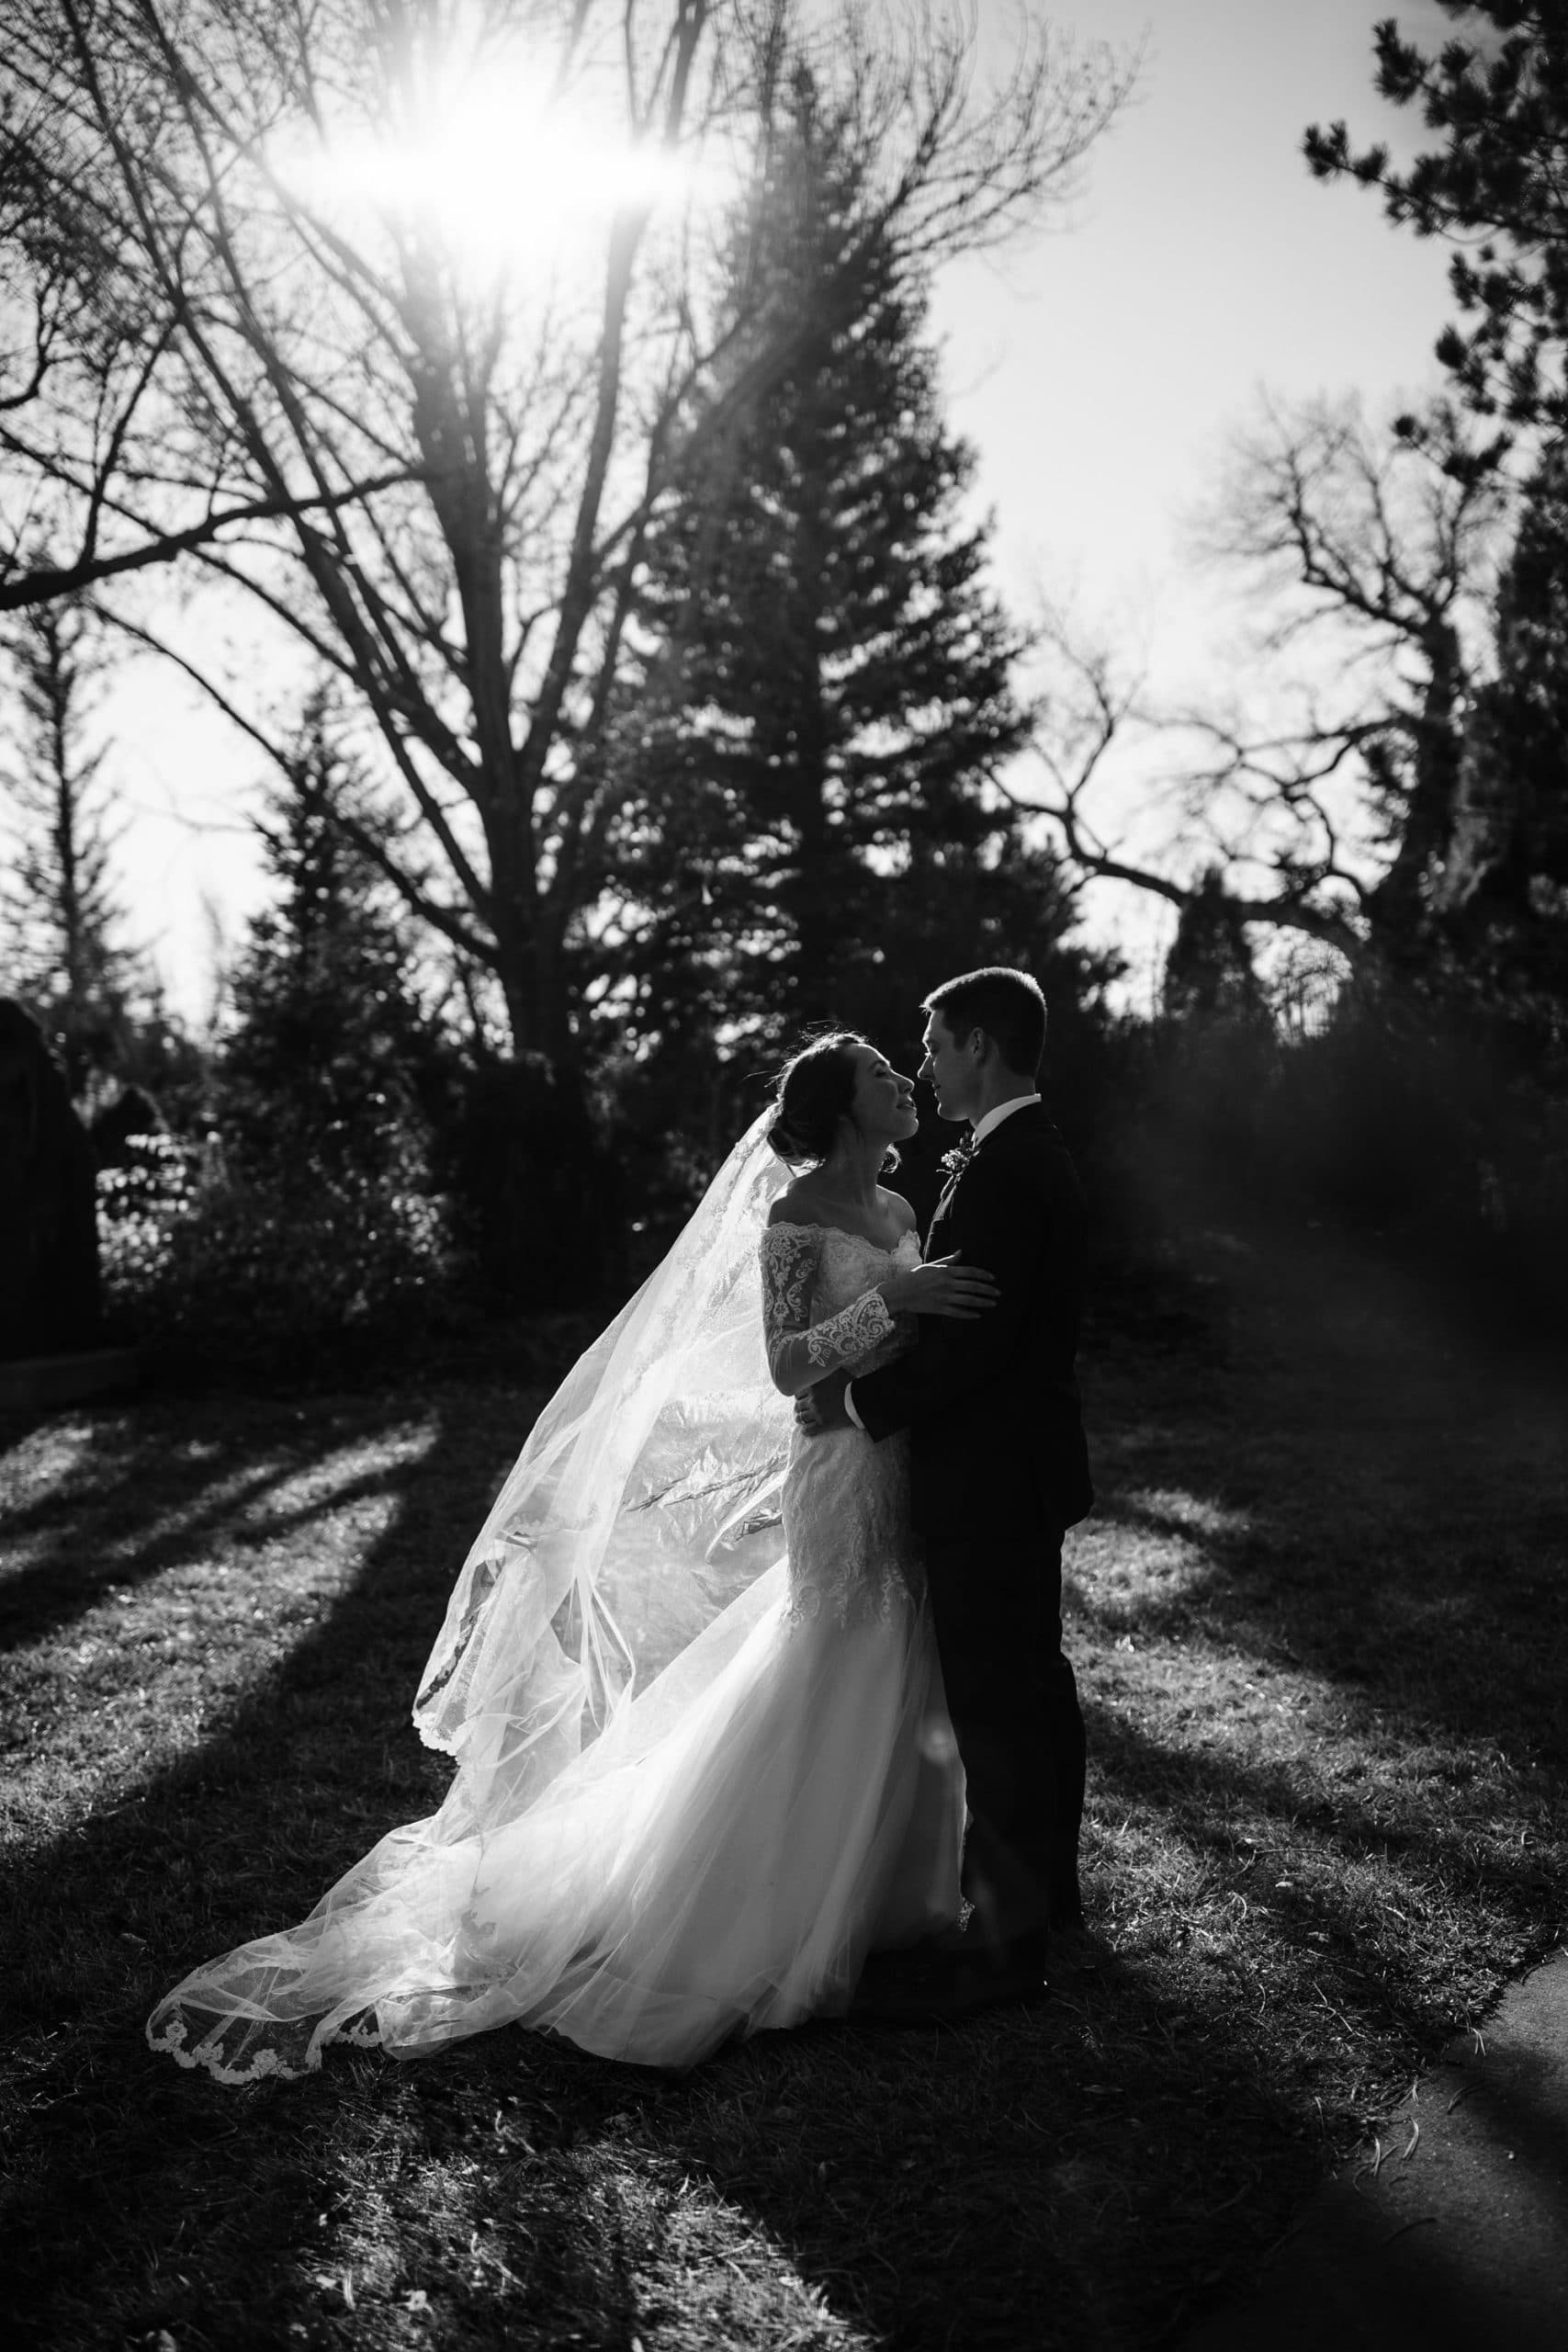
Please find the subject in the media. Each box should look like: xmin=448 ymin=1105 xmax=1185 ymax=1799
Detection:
xmin=147 ymin=1563 xmax=964 ymax=2077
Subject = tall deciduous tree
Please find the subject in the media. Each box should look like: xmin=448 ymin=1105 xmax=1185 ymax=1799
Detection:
xmin=0 ymin=0 xmax=1132 ymax=1061
xmin=1032 ymin=396 xmax=1512 ymax=978
xmin=1196 ymin=395 xmax=1512 ymax=971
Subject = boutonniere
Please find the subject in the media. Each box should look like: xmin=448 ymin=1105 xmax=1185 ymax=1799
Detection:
xmin=939 ymin=1134 xmax=977 ymax=1181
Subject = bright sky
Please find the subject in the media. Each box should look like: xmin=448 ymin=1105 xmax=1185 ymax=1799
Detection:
xmin=107 ymin=0 xmax=1461 ymax=1025
xmin=930 ymin=0 xmax=1460 ymax=1004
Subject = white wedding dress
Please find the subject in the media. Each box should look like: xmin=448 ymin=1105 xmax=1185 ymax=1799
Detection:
xmin=147 ymin=1147 xmax=964 ymax=2078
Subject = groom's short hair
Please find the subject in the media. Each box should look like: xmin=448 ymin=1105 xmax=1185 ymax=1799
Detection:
xmin=925 ymin=967 xmax=1046 ymax=1078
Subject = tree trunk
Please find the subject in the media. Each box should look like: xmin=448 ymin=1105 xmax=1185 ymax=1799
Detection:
xmin=1369 ymin=616 xmax=1466 ymax=962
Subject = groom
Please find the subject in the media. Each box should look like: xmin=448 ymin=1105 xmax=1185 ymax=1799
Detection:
xmin=803 ymin=966 xmax=1093 ymax=2010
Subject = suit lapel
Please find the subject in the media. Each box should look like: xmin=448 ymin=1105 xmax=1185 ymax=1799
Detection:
xmin=927 ymin=1157 xmax=970 ymax=1245
xmin=927 ymin=1104 xmax=1046 ymax=1246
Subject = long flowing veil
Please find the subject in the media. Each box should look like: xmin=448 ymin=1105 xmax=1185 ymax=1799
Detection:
xmin=149 ymin=1108 xmax=800 ymax=2077
xmin=412 ymin=1105 xmax=795 ymax=1808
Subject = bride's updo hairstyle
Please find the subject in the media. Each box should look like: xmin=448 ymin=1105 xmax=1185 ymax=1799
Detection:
xmin=767 ymin=1030 xmax=874 ymax=1168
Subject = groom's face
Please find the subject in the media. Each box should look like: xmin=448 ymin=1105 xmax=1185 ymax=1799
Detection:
xmin=919 ymin=1012 xmax=980 ymax=1125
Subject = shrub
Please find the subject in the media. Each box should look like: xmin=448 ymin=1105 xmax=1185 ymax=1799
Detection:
xmin=1090 ymin=981 xmax=1568 ymax=1333
xmin=97 ymin=1132 xmax=457 ymax=1378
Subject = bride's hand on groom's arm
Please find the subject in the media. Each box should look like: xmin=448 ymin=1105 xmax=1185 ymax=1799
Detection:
xmin=878 ymin=1253 xmax=999 ymax=1320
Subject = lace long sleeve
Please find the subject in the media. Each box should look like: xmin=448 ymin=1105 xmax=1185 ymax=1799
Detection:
xmin=759 ymin=1224 xmax=897 ymax=1396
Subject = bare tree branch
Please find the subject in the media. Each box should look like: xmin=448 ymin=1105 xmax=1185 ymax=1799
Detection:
xmin=1016 ymin=396 xmax=1515 ymax=975
xmin=2 ymin=0 xmax=1134 ymax=1050
xmin=0 ymin=467 xmax=423 ymax=609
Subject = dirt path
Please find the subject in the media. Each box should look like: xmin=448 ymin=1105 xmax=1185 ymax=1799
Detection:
xmin=1181 ymin=1942 xmax=1568 ymax=2352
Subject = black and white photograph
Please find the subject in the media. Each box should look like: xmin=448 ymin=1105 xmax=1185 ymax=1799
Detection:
xmin=3 ymin=3 xmax=1565 ymax=2346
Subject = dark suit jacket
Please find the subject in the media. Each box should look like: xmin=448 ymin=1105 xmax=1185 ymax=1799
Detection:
xmin=852 ymin=1100 xmax=1092 ymax=1545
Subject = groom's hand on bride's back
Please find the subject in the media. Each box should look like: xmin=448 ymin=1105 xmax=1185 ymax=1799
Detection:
xmin=795 ymin=1369 xmax=852 ymax=1436
xmin=883 ymin=1251 xmax=999 ymax=1320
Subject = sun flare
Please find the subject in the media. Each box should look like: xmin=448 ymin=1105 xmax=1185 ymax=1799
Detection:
xmin=275 ymin=41 xmax=718 ymax=284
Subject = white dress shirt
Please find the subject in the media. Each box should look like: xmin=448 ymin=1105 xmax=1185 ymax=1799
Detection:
xmin=843 ymin=1093 xmax=1040 ymax=1430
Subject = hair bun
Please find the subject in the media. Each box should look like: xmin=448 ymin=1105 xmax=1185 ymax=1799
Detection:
xmin=768 ymin=1029 xmax=873 ymax=1169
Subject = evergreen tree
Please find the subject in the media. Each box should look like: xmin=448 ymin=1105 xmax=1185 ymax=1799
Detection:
xmin=107 ymin=702 xmax=460 ymax=1372
xmin=606 ymin=81 xmax=1057 ymax=1069
xmin=218 ymin=695 xmax=441 ymax=1193
xmin=1151 ymin=867 xmax=1276 ymax=1218
xmin=1441 ymin=444 xmax=1568 ymax=1038
xmin=1306 ymin=6 xmax=1568 ymax=434
xmin=0 ymin=589 xmax=141 ymax=1100
xmin=1161 ymin=867 xmax=1270 ymax=1027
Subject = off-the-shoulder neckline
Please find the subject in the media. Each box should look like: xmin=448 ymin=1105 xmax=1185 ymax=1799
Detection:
xmin=763 ymin=1218 xmax=915 ymax=1252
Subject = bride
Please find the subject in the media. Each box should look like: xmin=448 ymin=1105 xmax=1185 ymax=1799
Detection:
xmin=147 ymin=1031 xmax=998 ymax=2077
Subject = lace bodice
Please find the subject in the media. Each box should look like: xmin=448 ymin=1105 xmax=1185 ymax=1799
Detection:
xmin=760 ymin=1222 xmax=922 ymax=1627
xmin=759 ymin=1220 xmax=919 ymax=1395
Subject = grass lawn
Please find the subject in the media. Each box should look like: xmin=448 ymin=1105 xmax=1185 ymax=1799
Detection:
xmin=2 ymin=1229 xmax=1564 ymax=2351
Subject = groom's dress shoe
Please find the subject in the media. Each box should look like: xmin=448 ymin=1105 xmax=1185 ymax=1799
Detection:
xmin=942 ymin=1933 xmax=1052 ymax=2018
xmin=1046 ymin=1923 xmax=1116 ymax=1984
xmin=850 ymin=1930 xmax=1051 ymax=2025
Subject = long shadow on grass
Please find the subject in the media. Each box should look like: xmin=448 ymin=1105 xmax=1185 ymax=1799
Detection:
xmin=11 ymin=1271 xmax=1562 ymax=2352
xmin=626 ymin=1284 xmax=1568 ymax=2351
xmin=0 ymin=1395 xmax=434 ymax=1656
xmin=2 ymin=1383 xmax=1318 ymax=2352
xmin=1079 ymin=1399 xmax=1568 ymax=1783
xmin=1 ymin=1382 xmax=526 ymax=2349
xmin=636 ymin=1274 xmax=1557 ymax=2350
xmin=1082 ymin=1695 xmax=1556 ymax=2040
xmin=1066 ymin=1368 xmax=1567 ymax=2042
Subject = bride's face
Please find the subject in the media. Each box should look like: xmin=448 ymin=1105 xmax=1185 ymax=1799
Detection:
xmin=849 ymin=1046 xmax=919 ymax=1143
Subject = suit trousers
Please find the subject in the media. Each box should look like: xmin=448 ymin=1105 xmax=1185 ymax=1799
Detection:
xmin=923 ymin=1524 xmax=1086 ymax=1943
